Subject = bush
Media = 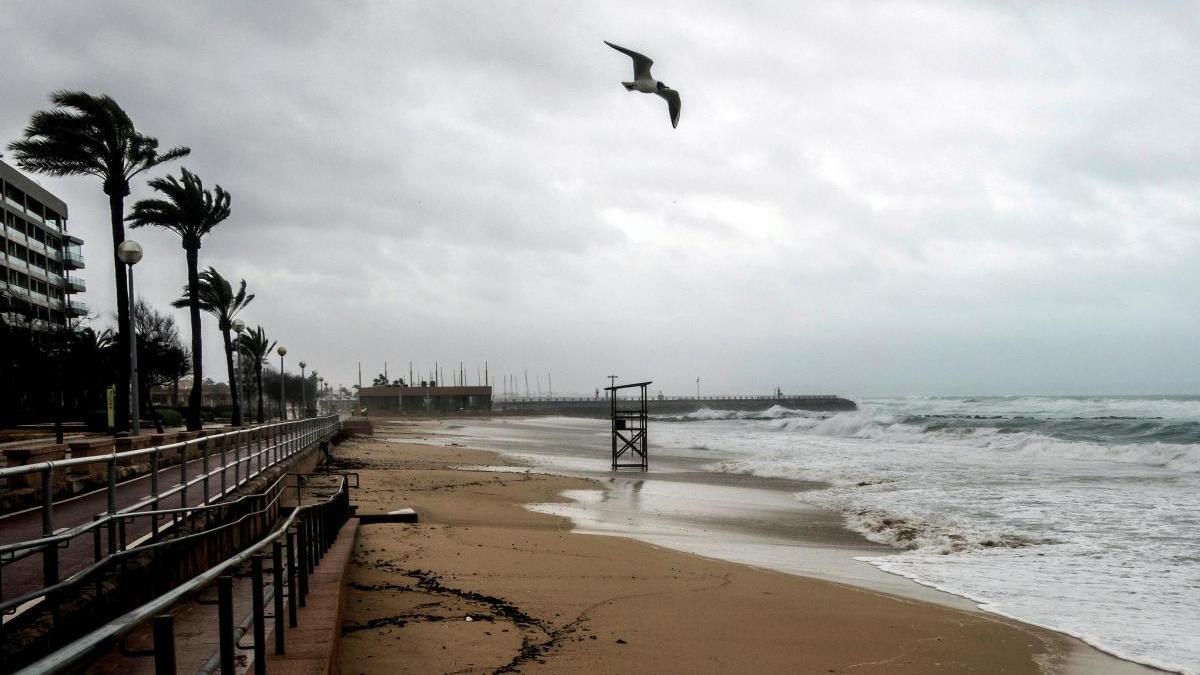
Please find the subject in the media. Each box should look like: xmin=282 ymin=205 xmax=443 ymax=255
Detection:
xmin=154 ymin=408 xmax=183 ymax=428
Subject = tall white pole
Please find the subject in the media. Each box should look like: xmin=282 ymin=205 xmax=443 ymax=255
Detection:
xmin=127 ymin=265 xmax=139 ymax=436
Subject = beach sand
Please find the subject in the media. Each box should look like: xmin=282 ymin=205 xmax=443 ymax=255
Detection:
xmin=336 ymin=430 xmax=1099 ymax=674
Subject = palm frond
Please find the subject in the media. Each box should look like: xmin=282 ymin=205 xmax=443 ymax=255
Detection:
xmin=126 ymin=168 xmax=232 ymax=247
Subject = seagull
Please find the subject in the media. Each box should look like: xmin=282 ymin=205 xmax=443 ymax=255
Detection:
xmin=604 ymin=41 xmax=681 ymax=128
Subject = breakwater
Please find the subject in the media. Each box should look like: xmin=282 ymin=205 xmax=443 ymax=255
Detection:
xmin=493 ymin=395 xmax=856 ymax=418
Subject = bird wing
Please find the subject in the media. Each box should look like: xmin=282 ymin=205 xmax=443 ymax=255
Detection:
xmin=605 ymin=41 xmax=654 ymax=81
xmin=656 ymin=88 xmax=681 ymax=128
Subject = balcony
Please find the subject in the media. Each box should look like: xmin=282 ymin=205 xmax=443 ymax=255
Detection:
xmin=45 ymin=247 xmax=61 ymax=262
xmin=63 ymin=250 xmax=84 ymax=270
xmin=5 ymin=226 xmax=27 ymax=246
xmin=6 ymin=258 xmax=29 ymax=274
xmin=28 ymin=264 xmax=47 ymax=282
xmin=67 ymin=299 xmax=89 ymax=317
xmin=26 ymin=239 xmax=46 ymax=256
xmin=29 ymin=291 xmax=49 ymax=307
xmin=65 ymin=276 xmax=86 ymax=293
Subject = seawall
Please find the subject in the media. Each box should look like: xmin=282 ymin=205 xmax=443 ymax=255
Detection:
xmin=492 ymin=395 xmax=857 ymax=418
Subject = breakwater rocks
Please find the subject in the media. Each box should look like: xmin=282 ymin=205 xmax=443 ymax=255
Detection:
xmin=494 ymin=395 xmax=857 ymax=418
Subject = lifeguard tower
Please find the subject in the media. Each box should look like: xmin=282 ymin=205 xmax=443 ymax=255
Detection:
xmin=605 ymin=380 xmax=651 ymax=471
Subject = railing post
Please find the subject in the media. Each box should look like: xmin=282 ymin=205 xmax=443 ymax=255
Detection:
xmin=153 ymin=614 xmax=177 ymax=675
xmin=315 ymin=509 xmax=324 ymax=563
xmin=179 ymin=444 xmax=188 ymax=510
xmin=150 ymin=448 xmax=160 ymax=540
xmin=286 ymin=529 xmax=298 ymax=626
xmin=219 ymin=436 xmax=227 ymax=497
xmin=201 ymin=437 xmax=210 ymax=505
xmin=296 ymin=519 xmax=309 ymax=606
xmin=218 ymin=575 xmax=234 ymax=675
xmin=273 ymin=541 xmax=285 ymax=654
xmin=41 ymin=467 xmax=59 ymax=589
xmin=251 ymin=554 xmax=266 ymax=675
xmin=107 ymin=459 xmax=118 ymax=554
xmin=41 ymin=466 xmax=54 ymax=537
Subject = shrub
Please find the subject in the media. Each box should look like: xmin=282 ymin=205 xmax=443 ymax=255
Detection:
xmin=154 ymin=408 xmax=184 ymax=428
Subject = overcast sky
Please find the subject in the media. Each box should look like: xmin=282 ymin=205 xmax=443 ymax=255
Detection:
xmin=3 ymin=2 xmax=1197 ymax=397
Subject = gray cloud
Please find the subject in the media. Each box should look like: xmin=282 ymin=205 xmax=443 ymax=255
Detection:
xmin=2 ymin=1 xmax=1196 ymax=397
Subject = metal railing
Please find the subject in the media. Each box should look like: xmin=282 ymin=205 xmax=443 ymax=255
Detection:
xmin=0 ymin=416 xmax=339 ymax=619
xmin=14 ymin=472 xmax=355 ymax=675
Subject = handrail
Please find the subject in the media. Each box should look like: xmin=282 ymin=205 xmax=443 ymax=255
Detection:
xmin=0 ymin=416 xmax=339 ymax=622
xmin=0 ymin=473 xmax=291 ymax=616
xmin=15 ymin=474 xmax=354 ymax=675
xmin=0 ymin=416 xmax=334 ymax=480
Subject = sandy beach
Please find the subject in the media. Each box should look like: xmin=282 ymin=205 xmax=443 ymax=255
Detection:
xmin=334 ymin=420 xmax=1164 ymax=674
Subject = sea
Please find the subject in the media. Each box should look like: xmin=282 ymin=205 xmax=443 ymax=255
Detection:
xmin=649 ymin=396 xmax=1200 ymax=674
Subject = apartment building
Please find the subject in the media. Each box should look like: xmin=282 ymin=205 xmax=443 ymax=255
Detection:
xmin=0 ymin=159 xmax=86 ymax=337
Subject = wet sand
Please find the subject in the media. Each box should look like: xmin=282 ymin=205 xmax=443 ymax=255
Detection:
xmin=335 ymin=425 xmax=1129 ymax=674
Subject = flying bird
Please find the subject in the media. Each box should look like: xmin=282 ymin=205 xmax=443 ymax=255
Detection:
xmin=604 ymin=41 xmax=681 ymax=129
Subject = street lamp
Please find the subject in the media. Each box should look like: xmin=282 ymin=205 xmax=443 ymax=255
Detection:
xmin=299 ymin=361 xmax=307 ymax=419
xmin=116 ymin=240 xmax=143 ymax=436
xmin=277 ymin=346 xmax=287 ymax=421
xmin=232 ymin=319 xmax=245 ymax=426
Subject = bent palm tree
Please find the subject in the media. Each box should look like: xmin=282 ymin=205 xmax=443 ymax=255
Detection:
xmin=8 ymin=91 xmax=189 ymax=434
xmin=127 ymin=169 xmax=231 ymax=430
xmin=176 ymin=267 xmax=253 ymax=425
xmin=237 ymin=326 xmax=275 ymax=424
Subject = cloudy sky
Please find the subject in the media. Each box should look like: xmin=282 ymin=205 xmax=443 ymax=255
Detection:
xmin=3 ymin=2 xmax=1197 ymax=397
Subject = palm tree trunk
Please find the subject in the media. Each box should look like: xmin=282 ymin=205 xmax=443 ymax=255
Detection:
xmin=223 ymin=328 xmax=241 ymax=426
xmin=256 ymin=365 xmax=265 ymax=423
xmin=185 ymin=246 xmax=203 ymax=430
xmin=110 ymin=192 xmax=131 ymax=434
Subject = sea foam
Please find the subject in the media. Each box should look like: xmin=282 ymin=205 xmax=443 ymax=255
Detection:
xmin=652 ymin=396 xmax=1200 ymax=674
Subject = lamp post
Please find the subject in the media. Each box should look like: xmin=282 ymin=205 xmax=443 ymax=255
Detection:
xmin=232 ymin=319 xmax=245 ymax=426
xmin=116 ymin=241 xmax=143 ymax=436
xmin=299 ymin=361 xmax=307 ymax=419
xmin=277 ymin=346 xmax=287 ymax=420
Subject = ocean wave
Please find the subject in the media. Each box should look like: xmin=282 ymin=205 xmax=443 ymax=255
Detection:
xmin=660 ymin=405 xmax=822 ymax=422
xmin=840 ymin=507 xmax=1036 ymax=553
xmin=710 ymin=408 xmax=1200 ymax=473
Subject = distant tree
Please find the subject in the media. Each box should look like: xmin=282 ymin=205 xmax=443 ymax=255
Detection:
xmin=127 ymin=169 xmax=231 ymax=430
xmin=237 ymin=325 xmax=275 ymax=423
xmin=131 ymin=299 xmax=191 ymax=430
xmin=176 ymin=267 xmax=253 ymax=425
xmin=9 ymin=91 xmax=189 ymax=434
xmin=372 ymin=373 xmax=388 ymax=386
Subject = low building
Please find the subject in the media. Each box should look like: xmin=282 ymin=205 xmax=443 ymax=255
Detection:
xmin=358 ymin=385 xmax=492 ymax=415
xmin=150 ymin=378 xmax=232 ymax=408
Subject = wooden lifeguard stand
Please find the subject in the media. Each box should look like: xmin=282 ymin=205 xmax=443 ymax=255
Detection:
xmin=605 ymin=380 xmax=651 ymax=471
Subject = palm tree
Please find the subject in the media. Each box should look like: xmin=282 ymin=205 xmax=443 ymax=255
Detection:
xmin=127 ymin=169 xmax=231 ymax=430
xmin=8 ymin=91 xmax=189 ymax=434
xmin=176 ymin=267 xmax=253 ymax=425
xmin=237 ymin=326 xmax=275 ymax=424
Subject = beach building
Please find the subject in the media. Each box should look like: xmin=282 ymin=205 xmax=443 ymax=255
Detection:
xmin=150 ymin=378 xmax=233 ymax=408
xmin=0 ymin=159 xmax=86 ymax=338
xmin=358 ymin=384 xmax=492 ymax=415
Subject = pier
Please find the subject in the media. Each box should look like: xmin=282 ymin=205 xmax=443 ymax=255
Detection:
xmin=494 ymin=394 xmax=857 ymax=417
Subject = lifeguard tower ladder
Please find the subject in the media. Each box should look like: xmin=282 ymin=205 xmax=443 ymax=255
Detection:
xmin=606 ymin=380 xmax=651 ymax=471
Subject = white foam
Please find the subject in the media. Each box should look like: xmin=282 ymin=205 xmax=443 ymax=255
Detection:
xmin=648 ymin=398 xmax=1200 ymax=674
